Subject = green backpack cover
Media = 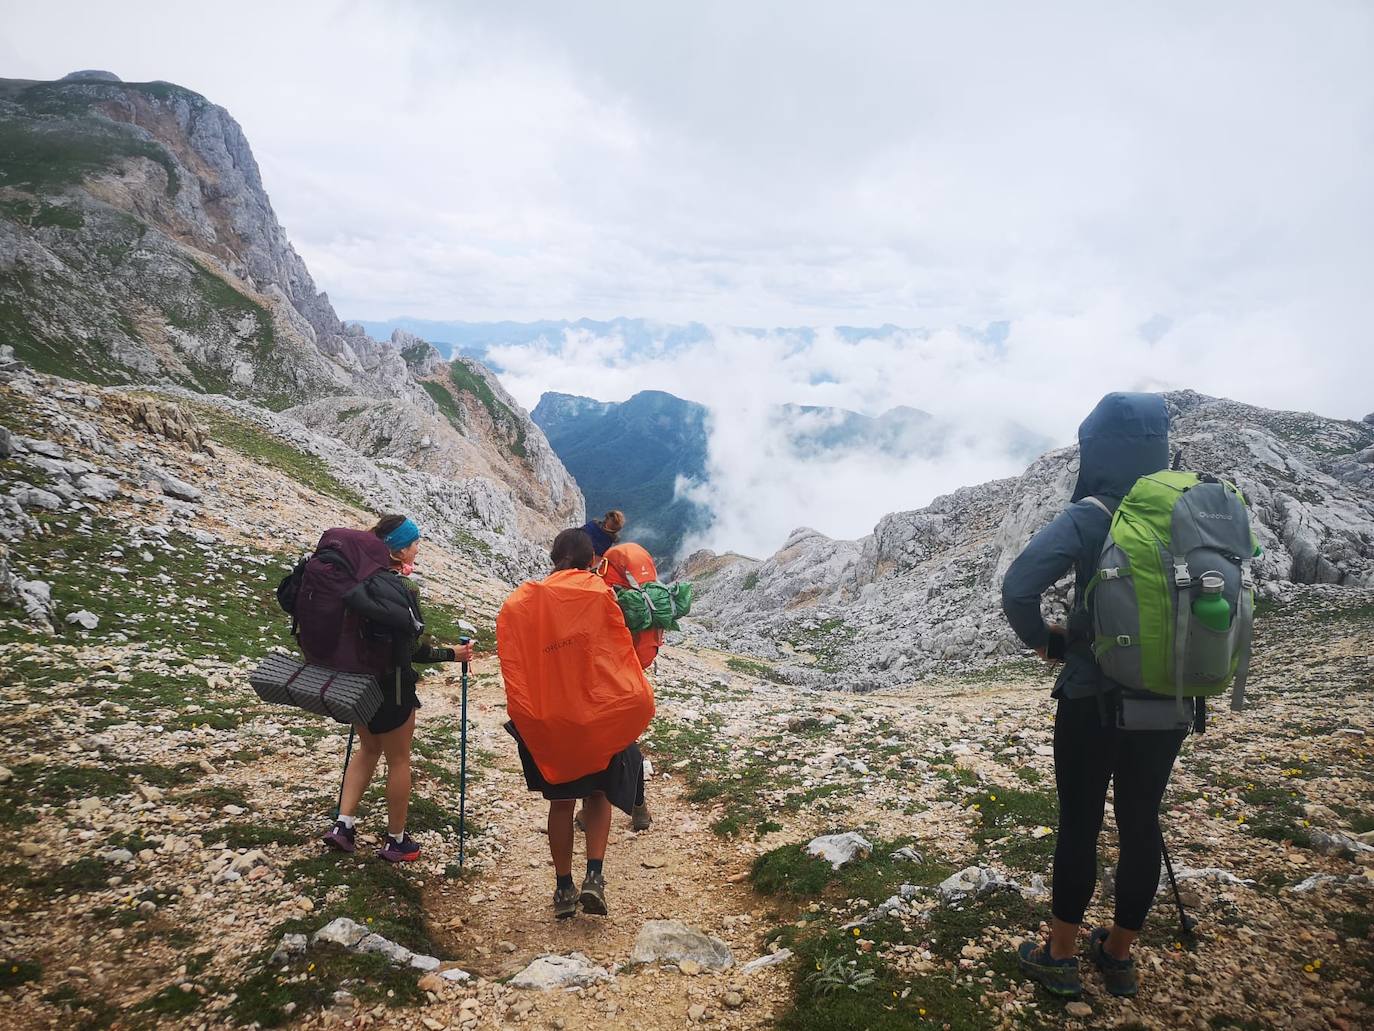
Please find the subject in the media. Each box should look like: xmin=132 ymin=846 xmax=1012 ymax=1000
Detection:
xmin=1084 ymin=471 xmax=1258 ymax=715
xmin=614 ymin=580 xmax=693 ymax=633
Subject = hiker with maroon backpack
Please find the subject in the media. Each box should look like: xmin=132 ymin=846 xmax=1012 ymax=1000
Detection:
xmin=286 ymin=515 xmax=472 ymax=862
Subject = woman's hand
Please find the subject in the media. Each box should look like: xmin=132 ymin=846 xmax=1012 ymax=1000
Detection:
xmin=453 ymin=642 xmax=475 ymax=664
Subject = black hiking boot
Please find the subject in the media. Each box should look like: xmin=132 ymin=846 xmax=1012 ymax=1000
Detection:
xmin=579 ymin=870 xmax=608 ymax=916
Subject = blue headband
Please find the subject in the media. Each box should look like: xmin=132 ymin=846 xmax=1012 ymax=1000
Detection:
xmin=384 ymin=518 xmax=421 ymax=551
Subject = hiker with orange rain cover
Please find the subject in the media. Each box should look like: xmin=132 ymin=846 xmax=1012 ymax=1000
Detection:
xmin=497 ymin=528 xmax=655 ymax=919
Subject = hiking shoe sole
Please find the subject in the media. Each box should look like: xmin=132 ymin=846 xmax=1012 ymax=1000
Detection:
xmin=1089 ymin=927 xmax=1139 ymax=997
xmin=553 ymin=886 xmax=579 ymax=919
xmin=631 ymin=803 xmax=652 ymax=832
xmin=579 ymin=874 xmax=608 ymax=916
xmin=1017 ymin=940 xmax=1082 ymax=998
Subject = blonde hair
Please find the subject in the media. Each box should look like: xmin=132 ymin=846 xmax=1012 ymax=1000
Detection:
xmin=600 ymin=509 xmax=626 ymax=533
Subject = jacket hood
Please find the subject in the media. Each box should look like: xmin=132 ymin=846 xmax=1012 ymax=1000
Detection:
xmin=1071 ymin=392 xmax=1170 ymax=502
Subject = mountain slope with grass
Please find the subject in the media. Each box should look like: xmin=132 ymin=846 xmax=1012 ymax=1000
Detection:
xmin=1 ymin=358 xmax=1371 ymax=1031
xmin=685 ymin=391 xmax=1374 ymax=690
xmin=0 ymin=70 xmax=582 ymax=544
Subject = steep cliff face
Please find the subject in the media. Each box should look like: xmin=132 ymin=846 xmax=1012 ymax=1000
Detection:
xmin=0 ymin=72 xmax=582 ymax=549
xmin=685 ymin=391 xmax=1374 ymax=689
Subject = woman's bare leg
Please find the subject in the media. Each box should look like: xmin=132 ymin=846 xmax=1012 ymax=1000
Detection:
xmin=339 ymin=725 xmax=382 ymax=818
xmin=581 ymin=791 xmax=611 ymax=861
xmin=548 ymin=800 xmax=576 ymax=876
xmin=379 ymin=710 xmax=417 ymax=837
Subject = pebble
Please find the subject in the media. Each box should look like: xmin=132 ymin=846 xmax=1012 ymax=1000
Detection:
xmin=688 ymin=1003 xmax=707 ymax=1022
xmin=723 ymin=990 xmax=744 ymax=1009
xmin=1066 ymin=1001 xmax=1093 ymax=1018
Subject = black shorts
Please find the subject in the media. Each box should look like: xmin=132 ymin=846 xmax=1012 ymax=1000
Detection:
xmin=505 ymin=721 xmax=643 ymax=815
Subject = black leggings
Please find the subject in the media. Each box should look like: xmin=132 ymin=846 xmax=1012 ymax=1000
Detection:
xmin=1052 ymin=695 xmax=1186 ymax=931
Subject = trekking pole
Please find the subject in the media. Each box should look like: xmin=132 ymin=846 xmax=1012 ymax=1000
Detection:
xmin=457 ymin=636 xmax=471 ymax=868
xmin=334 ymin=726 xmax=355 ymax=820
xmin=1160 ymin=830 xmax=1197 ymax=937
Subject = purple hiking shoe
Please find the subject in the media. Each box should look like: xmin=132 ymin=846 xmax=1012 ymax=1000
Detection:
xmin=377 ymin=833 xmax=421 ymax=863
xmin=322 ymin=820 xmax=356 ymax=853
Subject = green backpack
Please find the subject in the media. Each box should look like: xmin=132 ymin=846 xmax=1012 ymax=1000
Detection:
xmin=615 ymin=578 xmax=693 ymax=633
xmin=1084 ymin=471 xmax=1258 ymax=717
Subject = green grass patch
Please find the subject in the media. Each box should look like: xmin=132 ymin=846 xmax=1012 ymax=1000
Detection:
xmin=284 ymin=853 xmax=434 ymax=955
xmin=186 ymin=403 xmax=367 ymax=509
xmin=0 ymin=958 xmax=41 ymax=989
xmin=966 ymin=785 xmax=1058 ymax=873
xmin=420 ymin=380 xmax=465 ymax=432
xmin=0 ymin=114 xmax=179 ymax=195
xmin=449 ymin=361 xmax=527 ymax=459
xmin=751 ymin=840 xmax=955 ymax=903
xmin=228 ymin=932 xmax=424 ymax=1028
xmin=726 ymin=655 xmax=789 ymax=684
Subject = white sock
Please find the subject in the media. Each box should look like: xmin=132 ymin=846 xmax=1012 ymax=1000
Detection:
xmin=388 ymin=828 xmax=405 ymax=841
xmin=337 ymin=814 xmax=356 ymax=829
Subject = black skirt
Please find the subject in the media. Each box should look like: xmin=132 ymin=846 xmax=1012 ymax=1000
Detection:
xmin=505 ymin=721 xmax=643 ymax=815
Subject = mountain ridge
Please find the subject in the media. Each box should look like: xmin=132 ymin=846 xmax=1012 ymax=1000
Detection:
xmin=0 ymin=72 xmax=583 ymax=551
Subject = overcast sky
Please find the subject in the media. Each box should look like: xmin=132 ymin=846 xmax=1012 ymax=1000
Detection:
xmin=4 ymin=1 xmax=1372 ymax=551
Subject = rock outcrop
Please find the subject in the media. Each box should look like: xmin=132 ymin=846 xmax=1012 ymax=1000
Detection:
xmin=0 ymin=72 xmax=583 ymax=553
xmin=686 ymin=391 xmax=1374 ymax=689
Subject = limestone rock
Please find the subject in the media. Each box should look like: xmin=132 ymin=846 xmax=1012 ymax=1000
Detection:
xmin=805 ymin=832 xmax=873 ymax=870
xmin=313 ymin=917 xmax=368 ymax=948
xmin=630 ymin=920 xmax=733 ymax=970
xmin=509 ymin=952 xmax=612 ymax=989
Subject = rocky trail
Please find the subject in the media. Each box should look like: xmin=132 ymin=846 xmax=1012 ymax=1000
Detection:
xmin=1 ymin=364 xmax=1372 ymax=1031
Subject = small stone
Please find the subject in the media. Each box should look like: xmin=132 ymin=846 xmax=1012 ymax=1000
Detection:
xmin=314 ymin=917 xmax=369 ymax=948
xmin=688 ymin=1003 xmax=707 ymax=1022
xmin=1066 ymin=1001 xmax=1092 ymax=1018
xmin=65 ymin=609 xmax=100 ymax=630
xmin=135 ymin=784 xmax=163 ymax=803
xmin=0 ymin=766 xmax=11 ymax=784
xmin=500 ymin=940 xmax=517 ymax=953
xmin=723 ymin=990 xmax=744 ymax=1009
xmin=417 ymin=973 xmax=444 ymax=993
xmin=421 ymin=1018 xmax=446 ymax=1030
xmin=678 ymin=960 xmax=702 ymax=976
xmin=222 ymin=804 xmax=247 ymax=816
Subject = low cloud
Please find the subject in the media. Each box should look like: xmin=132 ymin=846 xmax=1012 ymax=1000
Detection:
xmin=491 ymin=304 xmax=1373 ymax=559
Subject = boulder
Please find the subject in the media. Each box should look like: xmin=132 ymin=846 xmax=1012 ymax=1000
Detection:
xmin=509 ymin=952 xmax=612 ymax=989
xmin=630 ymin=920 xmax=733 ymax=970
xmin=313 ymin=917 xmax=368 ymax=948
xmin=805 ymin=832 xmax=873 ymax=870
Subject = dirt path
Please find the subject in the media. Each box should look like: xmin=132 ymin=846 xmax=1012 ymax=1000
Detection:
xmin=408 ymin=656 xmax=796 ymax=1030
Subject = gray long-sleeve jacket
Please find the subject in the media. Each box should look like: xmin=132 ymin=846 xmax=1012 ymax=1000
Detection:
xmin=1001 ymin=392 xmax=1170 ymax=699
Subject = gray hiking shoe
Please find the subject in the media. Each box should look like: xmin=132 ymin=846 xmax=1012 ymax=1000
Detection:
xmin=1017 ymin=939 xmax=1082 ymax=998
xmin=631 ymin=802 xmax=653 ymax=832
xmin=1089 ymin=927 xmax=1139 ymax=997
xmin=579 ymin=870 xmax=608 ymax=916
xmin=553 ymin=883 xmax=579 ymax=920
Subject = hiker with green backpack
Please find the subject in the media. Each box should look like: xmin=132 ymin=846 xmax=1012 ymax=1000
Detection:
xmin=1001 ymin=392 xmax=1257 ymax=1000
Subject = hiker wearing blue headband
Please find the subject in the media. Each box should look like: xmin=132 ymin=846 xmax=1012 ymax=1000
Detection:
xmin=322 ymin=513 xmax=475 ymax=863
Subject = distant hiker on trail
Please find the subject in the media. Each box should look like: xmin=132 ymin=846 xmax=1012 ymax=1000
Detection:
xmin=1001 ymin=394 xmax=1188 ymax=1000
xmin=317 ymin=515 xmax=474 ymax=862
xmin=580 ymin=509 xmax=625 ymax=560
xmin=497 ymin=528 xmax=654 ymax=919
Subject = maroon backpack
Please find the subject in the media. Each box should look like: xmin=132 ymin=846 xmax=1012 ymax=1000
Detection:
xmin=277 ymin=528 xmax=392 ymax=677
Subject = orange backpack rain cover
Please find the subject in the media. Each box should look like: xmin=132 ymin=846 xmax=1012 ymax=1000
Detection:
xmin=497 ymin=569 xmax=655 ymax=785
xmin=599 ymin=543 xmax=665 ymax=669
